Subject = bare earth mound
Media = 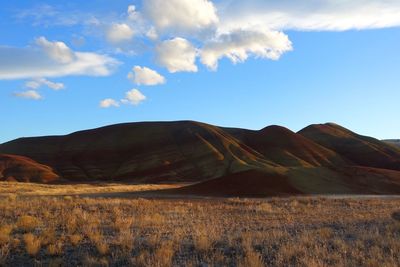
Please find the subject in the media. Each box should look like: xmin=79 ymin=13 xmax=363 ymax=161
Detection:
xmin=0 ymin=121 xmax=274 ymax=183
xmin=299 ymin=123 xmax=400 ymax=171
xmin=0 ymin=154 xmax=59 ymax=183
xmin=0 ymin=121 xmax=400 ymax=196
xmin=224 ymin=125 xmax=347 ymax=167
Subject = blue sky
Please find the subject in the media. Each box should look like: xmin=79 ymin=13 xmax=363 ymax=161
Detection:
xmin=1 ymin=1 xmax=400 ymax=143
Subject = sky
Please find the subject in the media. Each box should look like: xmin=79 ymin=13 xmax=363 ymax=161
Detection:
xmin=1 ymin=0 xmax=400 ymax=143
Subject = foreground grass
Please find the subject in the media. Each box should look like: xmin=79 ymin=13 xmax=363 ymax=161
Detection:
xmin=0 ymin=183 xmax=399 ymax=266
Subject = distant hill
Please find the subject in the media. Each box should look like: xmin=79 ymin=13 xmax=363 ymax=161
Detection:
xmin=298 ymin=123 xmax=400 ymax=171
xmin=223 ymin=125 xmax=347 ymax=168
xmin=1 ymin=121 xmax=400 ymax=196
xmin=384 ymin=139 xmax=400 ymax=148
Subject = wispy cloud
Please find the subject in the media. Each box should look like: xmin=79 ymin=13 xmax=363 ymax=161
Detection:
xmin=0 ymin=37 xmax=119 ymax=80
xmin=13 ymin=90 xmax=42 ymax=100
xmin=14 ymin=4 xmax=99 ymax=27
xmin=25 ymin=78 xmax=65 ymax=90
xmin=216 ymin=0 xmax=400 ymax=32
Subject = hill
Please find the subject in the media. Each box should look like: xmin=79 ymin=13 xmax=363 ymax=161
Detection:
xmin=223 ymin=125 xmax=347 ymax=168
xmin=0 ymin=154 xmax=59 ymax=183
xmin=298 ymin=123 xmax=400 ymax=171
xmin=1 ymin=121 xmax=400 ymax=196
xmin=0 ymin=121 xmax=278 ymax=183
xmin=384 ymin=139 xmax=400 ymax=148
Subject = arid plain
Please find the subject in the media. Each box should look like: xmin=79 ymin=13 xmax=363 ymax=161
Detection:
xmin=0 ymin=182 xmax=399 ymax=266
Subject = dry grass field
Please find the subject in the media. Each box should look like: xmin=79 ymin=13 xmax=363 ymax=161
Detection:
xmin=0 ymin=182 xmax=399 ymax=266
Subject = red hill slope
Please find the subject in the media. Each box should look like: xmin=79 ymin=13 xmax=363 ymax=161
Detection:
xmin=0 ymin=154 xmax=59 ymax=183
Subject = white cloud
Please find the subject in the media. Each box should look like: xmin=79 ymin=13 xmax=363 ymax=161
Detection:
xmin=146 ymin=27 xmax=158 ymax=40
xmin=127 ymin=66 xmax=166 ymax=86
xmin=13 ymin=1 xmax=400 ymax=81
xmin=101 ymin=88 xmax=146 ymax=109
xmin=15 ymin=4 xmax=103 ymax=27
xmin=156 ymin=38 xmax=198 ymax=73
xmin=36 ymin=36 xmax=75 ymax=63
xmin=71 ymin=35 xmax=86 ymax=47
xmin=25 ymin=80 xmax=42 ymax=90
xmin=143 ymin=0 xmax=218 ymax=34
xmin=13 ymin=90 xmax=42 ymax=100
xmin=200 ymin=29 xmax=292 ymax=70
xmin=127 ymin=5 xmax=140 ymax=21
xmin=0 ymin=37 xmax=118 ymax=80
xmin=128 ymin=5 xmax=136 ymax=15
xmin=216 ymin=0 xmax=400 ymax=32
xmin=25 ymin=78 xmax=65 ymax=90
xmin=106 ymin=23 xmax=134 ymax=44
xmin=121 ymin=89 xmax=146 ymax=105
xmin=99 ymin=98 xmax=120 ymax=108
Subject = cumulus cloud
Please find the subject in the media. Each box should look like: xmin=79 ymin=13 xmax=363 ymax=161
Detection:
xmin=121 ymin=89 xmax=146 ymax=105
xmin=156 ymin=38 xmax=198 ymax=73
xmin=0 ymin=37 xmax=118 ymax=80
xmin=200 ymin=29 xmax=292 ymax=70
xmin=127 ymin=66 xmax=165 ymax=86
xmin=106 ymin=23 xmax=134 ymax=44
xmin=12 ymin=1 xmax=400 ymax=82
xmin=216 ymin=0 xmax=400 ymax=32
xmin=13 ymin=90 xmax=42 ymax=100
xmin=143 ymin=0 xmax=218 ymax=34
xmin=101 ymin=88 xmax=147 ymax=108
xmin=25 ymin=78 xmax=65 ymax=90
xmin=99 ymin=98 xmax=120 ymax=108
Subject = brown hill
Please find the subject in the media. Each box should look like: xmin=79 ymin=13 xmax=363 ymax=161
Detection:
xmin=0 ymin=121 xmax=278 ymax=183
xmin=384 ymin=139 xmax=400 ymax=148
xmin=0 ymin=154 xmax=59 ymax=183
xmin=224 ymin=125 xmax=347 ymax=168
xmin=298 ymin=123 xmax=400 ymax=171
xmin=1 ymin=121 xmax=399 ymax=196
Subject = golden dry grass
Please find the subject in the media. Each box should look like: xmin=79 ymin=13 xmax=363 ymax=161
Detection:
xmin=0 ymin=182 xmax=399 ymax=266
xmin=0 ymin=181 xmax=181 ymax=197
xmin=23 ymin=233 xmax=41 ymax=256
